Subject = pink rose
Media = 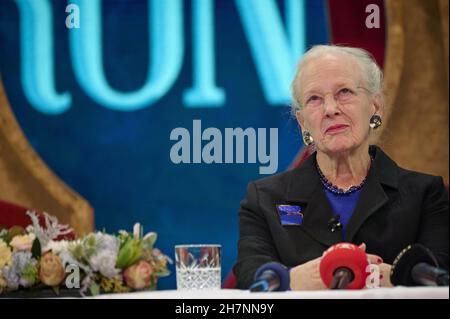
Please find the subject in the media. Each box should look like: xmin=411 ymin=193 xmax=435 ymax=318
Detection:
xmin=39 ymin=252 xmax=65 ymax=287
xmin=9 ymin=234 xmax=35 ymax=251
xmin=124 ymin=260 xmax=154 ymax=290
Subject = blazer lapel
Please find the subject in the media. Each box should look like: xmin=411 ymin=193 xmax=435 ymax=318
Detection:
xmin=346 ymin=146 xmax=399 ymax=242
xmin=286 ymin=153 xmax=343 ymax=247
xmin=345 ymin=170 xmax=388 ymax=242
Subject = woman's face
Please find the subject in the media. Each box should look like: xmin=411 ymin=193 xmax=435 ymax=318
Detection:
xmin=295 ymin=53 xmax=382 ymax=156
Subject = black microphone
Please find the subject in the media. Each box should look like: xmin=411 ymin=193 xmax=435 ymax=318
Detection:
xmin=249 ymin=262 xmax=290 ymax=292
xmin=329 ymin=268 xmax=354 ymax=289
xmin=411 ymin=263 xmax=449 ymax=286
xmin=328 ymin=214 xmax=342 ymax=233
xmin=391 ymin=244 xmax=449 ymax=287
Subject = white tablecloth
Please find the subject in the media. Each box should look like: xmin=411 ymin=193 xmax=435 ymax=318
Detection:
xmin=92 ymin=287 xmax=449 ymax=299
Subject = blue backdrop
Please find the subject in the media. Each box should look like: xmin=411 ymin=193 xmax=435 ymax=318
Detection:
xmin=0 ymin=0 xmax=328 ymax=289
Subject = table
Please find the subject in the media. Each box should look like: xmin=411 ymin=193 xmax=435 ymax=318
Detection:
xmin=92 ymin=287 xmax=449 ymax=299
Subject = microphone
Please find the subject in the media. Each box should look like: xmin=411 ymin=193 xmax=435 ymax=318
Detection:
xmin=390 ymin=244 xmax=449 ymax=287
xmin=328 ymin=215 xmax=342 ymax=233
xmin=320 ymin=243 xmax=369 ymax=289
xmin=249 ymin=262 xmax=290 ymax=292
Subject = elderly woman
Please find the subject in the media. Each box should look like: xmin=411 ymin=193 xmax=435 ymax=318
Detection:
xmin=234 ymin=45 xmax=449 ymax=290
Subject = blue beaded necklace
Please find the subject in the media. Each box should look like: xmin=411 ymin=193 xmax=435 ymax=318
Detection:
xmin=315 ymin=156 xmax=373 ymax=195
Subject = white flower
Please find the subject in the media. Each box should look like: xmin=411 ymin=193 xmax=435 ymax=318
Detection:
xmin=118 ymin=230 xmax=128 ymax=237
xmin=84 ymin=233 xmax=120 ymax=278
xmin=143 ymin=232 xmax=157 ymax=241
xmin=43 ymin=240 xmax=70 ymax=255
xmin=133 ymin=223 xmax=142 ymax=239
xmin=89 ymin=250 xmax=120 ymax=278
xmin=95 ymin=233 xmax=119 ymax=253
xmin=26 ymin=211 xmax=73 ymax=247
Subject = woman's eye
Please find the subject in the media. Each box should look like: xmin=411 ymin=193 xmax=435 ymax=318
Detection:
xmin=337 ymin=88 xmax=355 ymax=101
xmin=339 ymin=88 xmax=353 ymax=95
xmin=306 ymin=95 xmax=321 ymax=104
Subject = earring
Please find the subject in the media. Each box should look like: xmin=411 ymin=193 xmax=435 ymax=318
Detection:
xmin=302 ymin=131 xmax=314 ymax=145
xmin=369 ymin=114 xmax=382 ymax=129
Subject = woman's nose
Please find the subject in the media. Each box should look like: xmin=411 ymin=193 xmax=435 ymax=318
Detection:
xmin=323 ymin=94 xmax=340 ymax=116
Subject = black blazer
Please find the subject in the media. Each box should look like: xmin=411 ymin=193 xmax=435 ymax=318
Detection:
xmin=234 ymin=146 xmax=449 ymax=289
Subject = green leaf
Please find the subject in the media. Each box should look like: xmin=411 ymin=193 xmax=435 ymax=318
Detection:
xmin=31 ymin=238 xmax=42 ymax=259
xmin=148 ymin=276 xmax=156 ymax=290
xmin=7 ymin=226 xmax=25 ymax=243
xmin=52 ymin=285 xmax=60 ymax=296
xmin=154 ymin=269 xmax=171 ymax=277
xmin=82 ymin=234 xmax=98 ymax=258
xmin=89 ymin=283 xmax=100 ymax=296
xmin=116 ymin=241 xmax=133 ymax=268
xmin=116 ymin=239 xmax=143 ymax=269
xmin=22 ymin=263 xmax=38 ymax=285
xmin=0 ymin=229 xmax=8 ymax=243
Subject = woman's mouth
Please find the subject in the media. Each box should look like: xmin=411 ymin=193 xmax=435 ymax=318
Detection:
xmin=325 ymin=124 xmax=349 ymax=134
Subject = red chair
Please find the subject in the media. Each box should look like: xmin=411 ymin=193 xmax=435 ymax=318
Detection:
xmin=0 ymin=199 xmax=76 ymax=240
xmin=0 ymin=200 xmax=38 ymax=229
xmin=222 ymin=145 xmax=315 ymax=289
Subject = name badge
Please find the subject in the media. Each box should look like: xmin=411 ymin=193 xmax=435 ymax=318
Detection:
xmin=276 ymin=205 xmax=303 ymax=225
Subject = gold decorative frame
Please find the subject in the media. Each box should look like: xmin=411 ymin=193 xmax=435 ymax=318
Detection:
xmin=0 ymin=78 xmax=94 ymax=236
xmin=381 ymin=0 xmax=449 ymax=181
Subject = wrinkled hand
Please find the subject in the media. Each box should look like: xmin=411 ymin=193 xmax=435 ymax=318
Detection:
xmin=379 ymin=263 xmax=393 ymax=287
xmin=290 ymin=243 xmax=393 ymax=291
xmin=290 ymin=255 xmax=326 ymax=291
xmin=359 ymin=243 xmax=393 ymax=288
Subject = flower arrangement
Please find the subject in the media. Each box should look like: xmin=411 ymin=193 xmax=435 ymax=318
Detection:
xmin=0 ymin=211 xmax=171 ymax=296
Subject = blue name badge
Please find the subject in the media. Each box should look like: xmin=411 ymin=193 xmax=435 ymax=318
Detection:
xmin=276 ymin=205 xmax=304 ymax=225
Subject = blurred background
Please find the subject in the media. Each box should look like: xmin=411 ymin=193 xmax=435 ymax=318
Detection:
xmin=0 ymin=0 xmax=448 ymax=289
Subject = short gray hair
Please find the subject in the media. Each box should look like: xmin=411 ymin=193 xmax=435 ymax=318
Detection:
xmin=291 ymin=45 xmax=384 ymax=111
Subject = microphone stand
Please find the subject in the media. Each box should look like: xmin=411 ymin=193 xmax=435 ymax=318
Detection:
xmin=330 ymin=268 xmax=354 ymax=289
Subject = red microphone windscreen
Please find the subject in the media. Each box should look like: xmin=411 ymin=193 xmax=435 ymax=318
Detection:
xmin=320 ymin=243 xmax=369 ymax=289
